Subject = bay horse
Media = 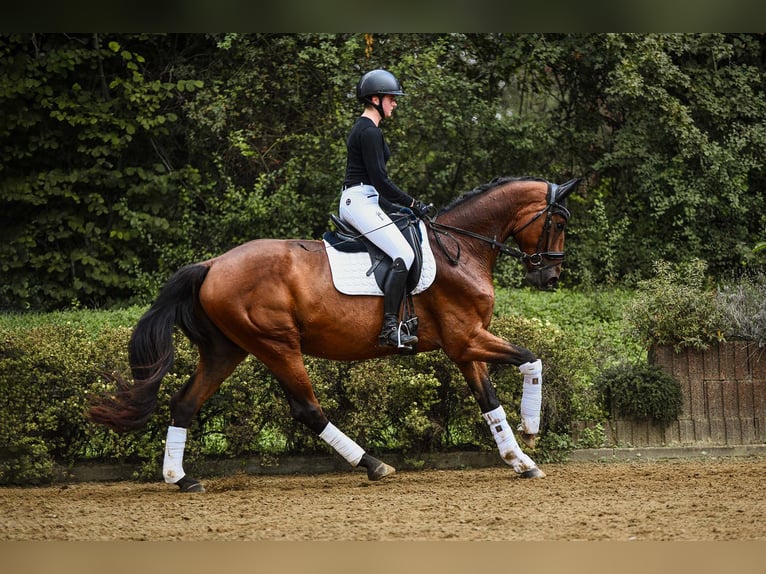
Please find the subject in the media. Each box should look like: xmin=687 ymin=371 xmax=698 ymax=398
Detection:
xmin=89 ymin=176 xmax=579 ymax=492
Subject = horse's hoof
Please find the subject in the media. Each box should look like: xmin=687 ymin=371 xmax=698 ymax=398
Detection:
xmin=520 ymin=467 xmax=546 ymax=479
xmin=520 ymin=432 xmax=537 ymax=449
xmin=368 ymin=461 xmax=396 ymax=481
xmin=360 ymin=453 xmax=396 ymax=481
xmin=175 ymin=475 xmax=205 ymax=493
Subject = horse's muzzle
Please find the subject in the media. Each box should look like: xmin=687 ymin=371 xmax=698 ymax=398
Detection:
xmin=525 ymin=267 xmax=560 ymax=290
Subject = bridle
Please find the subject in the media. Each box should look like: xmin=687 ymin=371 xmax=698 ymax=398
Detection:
xmin=426 ymin=184 xmax=571 ymax=269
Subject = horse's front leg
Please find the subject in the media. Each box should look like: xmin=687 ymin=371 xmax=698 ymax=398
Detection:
xmin=457 ymin=361 xmax=545 ymax=478
xmin=517 ymin=358 xmax=543 ymax=448
xmin=450 ymin=327 xmax=545 ymax=447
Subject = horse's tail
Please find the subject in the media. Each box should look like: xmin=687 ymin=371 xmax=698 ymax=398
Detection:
xmin=88 ymin=263 xmax=211 ymax=432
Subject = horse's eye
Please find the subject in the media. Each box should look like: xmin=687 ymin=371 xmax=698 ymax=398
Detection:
xmin=556 ymin=222 xmax=566 ymax=232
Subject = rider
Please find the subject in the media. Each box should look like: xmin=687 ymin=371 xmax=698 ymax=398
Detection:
xmin=339 ymin=69 xmax=430 ymax=348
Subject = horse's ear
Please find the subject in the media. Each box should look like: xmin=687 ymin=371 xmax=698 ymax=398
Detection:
xmin=555 ymin=178 xmax=581 ymax=202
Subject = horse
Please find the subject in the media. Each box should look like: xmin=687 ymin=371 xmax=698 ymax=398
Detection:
xmin=89 ymin=175 xmax=580 ymax=492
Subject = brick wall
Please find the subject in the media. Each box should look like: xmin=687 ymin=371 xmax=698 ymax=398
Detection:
xmin=601 ymin=342 xmax=766 ymax=447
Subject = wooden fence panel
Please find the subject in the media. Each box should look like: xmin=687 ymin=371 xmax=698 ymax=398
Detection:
xmin=601 ymin=342 xmax=766 ymax=447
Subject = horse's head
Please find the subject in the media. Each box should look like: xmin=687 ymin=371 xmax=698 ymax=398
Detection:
xmin=514 ymin=178 xmax=580 ymax=290
xmin=430 ymin=176 xmax=580 ymax=289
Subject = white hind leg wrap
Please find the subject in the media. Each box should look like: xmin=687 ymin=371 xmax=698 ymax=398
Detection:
xmin=320 ymin=422 xmax=365 ymax=467
xmin=163 ymin=425 xmax=187 ymax=483
xmin=482 ymin=406 xmax=537 ymax=473
xmin=519 ymin=359 xmax=543 ymax=435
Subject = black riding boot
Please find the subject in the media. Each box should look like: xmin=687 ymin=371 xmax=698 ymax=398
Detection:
xmin=379 ymin=258 xmax=418 ymax=348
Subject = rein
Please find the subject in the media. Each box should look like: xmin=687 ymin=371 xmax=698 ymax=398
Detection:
xmin=426 ymin=200 xmax=568 ymax=268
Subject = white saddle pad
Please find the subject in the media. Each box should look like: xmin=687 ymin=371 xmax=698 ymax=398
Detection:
xmin=323 ymin=220 xmax=437 ymax=296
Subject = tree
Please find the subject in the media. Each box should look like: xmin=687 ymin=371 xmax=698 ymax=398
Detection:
xmin=583 ymin=33 xmax=766 ymax=281
xmin=0 ymin=33 xmax=204 ymax=309
xmin=2 ymin=33 xmax=765 ymax=310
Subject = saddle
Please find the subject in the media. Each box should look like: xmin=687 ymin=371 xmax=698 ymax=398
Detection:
xmin=322 ymin=211 xmax=424 ymax=294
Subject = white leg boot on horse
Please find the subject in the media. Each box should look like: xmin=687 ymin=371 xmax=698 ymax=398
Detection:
xmin=518 ymin=359 xmax=543 ymax=449
xmin=163 ymin=425 xmax=204 ymax=492
xmin=320 ymin=422 xmax=395 ymax=481
xmin=482 ymin=406 xmax=545 ymax=478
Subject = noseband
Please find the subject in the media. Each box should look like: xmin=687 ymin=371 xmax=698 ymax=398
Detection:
xmin=427 ymin=183 xmax=570 ymax=268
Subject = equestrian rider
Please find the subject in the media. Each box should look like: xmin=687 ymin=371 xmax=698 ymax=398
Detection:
xmin=339 ymin=69 xmax=430 ymax=348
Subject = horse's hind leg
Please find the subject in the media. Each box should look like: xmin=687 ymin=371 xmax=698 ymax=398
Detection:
xmin=262 ymin=348 xmax=395 ymax=481
xmin=164 ymin=337 xmax=248 ymax=493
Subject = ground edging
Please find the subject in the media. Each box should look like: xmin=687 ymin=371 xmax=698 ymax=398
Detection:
xmin=55 ymin=444 xmax=766 ymax=483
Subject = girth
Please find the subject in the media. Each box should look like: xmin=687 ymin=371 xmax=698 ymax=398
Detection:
xmin=322 ymin=212 xmax=424 ymax=293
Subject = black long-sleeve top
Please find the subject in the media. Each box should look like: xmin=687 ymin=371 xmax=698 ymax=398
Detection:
xmin=343 ymin=116 xmax=414 ymax=212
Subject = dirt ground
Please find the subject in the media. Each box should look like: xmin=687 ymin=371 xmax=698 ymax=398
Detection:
xmin=1 ymin=456 xmax=765 ymax=542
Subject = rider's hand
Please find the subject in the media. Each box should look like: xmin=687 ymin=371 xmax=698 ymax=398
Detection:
xmin=412 ymin=200 xmax=433 ymax=218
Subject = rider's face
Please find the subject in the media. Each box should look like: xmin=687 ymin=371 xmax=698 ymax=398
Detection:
xmin=381 ymin=94 xmax=397 ymax=117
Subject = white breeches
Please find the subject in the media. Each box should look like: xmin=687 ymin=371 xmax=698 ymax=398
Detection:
xmin=339 ymin=185 xmax=415 ymax=270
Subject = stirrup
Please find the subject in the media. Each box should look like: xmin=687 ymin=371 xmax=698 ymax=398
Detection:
xmin=379 ymin=321 xmax=418 ymax=348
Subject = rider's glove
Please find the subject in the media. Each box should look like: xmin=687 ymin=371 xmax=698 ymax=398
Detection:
xmin=412 ymin=200 xmax=433 ymax=219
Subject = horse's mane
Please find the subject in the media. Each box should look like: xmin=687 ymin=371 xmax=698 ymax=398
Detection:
xmin=437 ymin=176 xmax=547 ymax=216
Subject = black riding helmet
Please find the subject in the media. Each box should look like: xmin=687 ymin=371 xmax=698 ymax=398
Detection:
xmin=356 ymin=69 xmax=405 ymax=119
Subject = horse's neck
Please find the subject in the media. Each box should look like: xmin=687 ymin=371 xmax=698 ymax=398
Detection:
xmin=434 ymin=181 xmax=547 ymax=274
xmin=442 ymin=183 xmax=531 ymax=242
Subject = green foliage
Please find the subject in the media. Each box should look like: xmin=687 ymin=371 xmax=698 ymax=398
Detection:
xmin=624 ymin=259 xmax=725 ymax=351
xmin=339 ymin=359 xmax=442 ymax=454
xmin=2 ymin=33 xmax=766 ymax=310
xmin=534 ymin=432 xmax=575 ymax=463
xmin=574 ymin=423 xmax=607 ymax=450
xmin=565 ymin=192 xmax=633 ymax=287
xmin=0 ymin=33 xmax=205 ymax=310
xmin=717 ymin=270 xmax=766 ymax=348
xmin=0 ymin=305 xmax=144 ymax=333
xmin=595 ymin=362 xmax=683 ymax=426
xmin=590 ymin=34 xmax=766 ymax=279
xmin=623 ymin=258 xmax=766 ymax=351
xmin=0 ymin=287 xmax=641 ymax=483
xmin=0 ymin=325 xmax=120 ymax=484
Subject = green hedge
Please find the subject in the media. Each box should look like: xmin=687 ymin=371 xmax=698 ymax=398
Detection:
xmin=0 ymin=309 xmax=612 ymax=485
xmin=595 ymin=362 xmax=683 ymax=426
xmin=2 ymin=264 xmax=760 ymax=484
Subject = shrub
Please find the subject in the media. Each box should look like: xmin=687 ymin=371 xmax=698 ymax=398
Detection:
xmin=488 ymin=316 xmax=572 ymax=434
xmin=0 ymin=325 xmax=109 ymax=484
xmin=0 ymin=295 xmax=622 ymax=483
xmin=339 ymin=358 xmax=442 ymax=454
xmin=623 ymin=259 xmax=725 ymax=351
xmin=717 ymin=270 xmax=766 ymax=348
xmin=595 ymin=362 xmax=683 ymax=426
